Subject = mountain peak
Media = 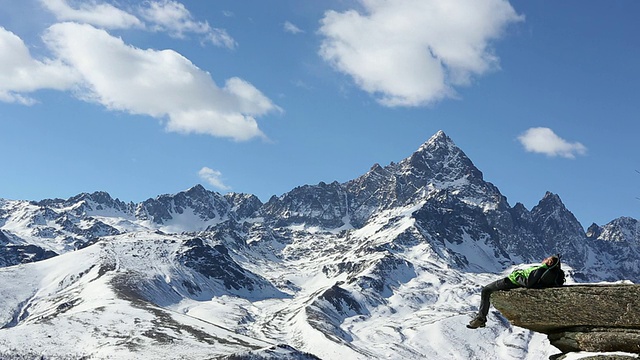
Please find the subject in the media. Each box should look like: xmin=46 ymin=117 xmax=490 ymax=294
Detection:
xmin=531 ymin=191 xmax=586 ymax=264
xmin=417 ymin=130 xmax=453 ymax=152
xmin=185 ymin=184 xmax=209 ymax=196
xmin=532 ymin=192 xmax=573 ymax=219
xmin=432 ymin=129 xmax=448 ymax=139
xmin=402 ymin=130 xmax=483 ymax=185
xmin=539 ymin=191 xmax=564 ymax=207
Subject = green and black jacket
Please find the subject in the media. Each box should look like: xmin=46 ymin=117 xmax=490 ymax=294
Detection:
xmin=507 ymin=264 xmax=550 ymax=288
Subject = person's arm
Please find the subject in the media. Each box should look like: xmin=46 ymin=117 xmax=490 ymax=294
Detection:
xmin=525 ymin=266 xmax=548 ymax=288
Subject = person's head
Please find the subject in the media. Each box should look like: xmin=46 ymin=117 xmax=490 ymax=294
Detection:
xmin=543 ymin=255 xmax=559 ymax=267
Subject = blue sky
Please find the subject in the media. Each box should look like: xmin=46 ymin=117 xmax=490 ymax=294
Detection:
xmin=0 ymin=0 xmax=638 ymax=228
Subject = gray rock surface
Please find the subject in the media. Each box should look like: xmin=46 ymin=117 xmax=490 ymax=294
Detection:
xmin=492 ymin=285 xmax=640 ymax=356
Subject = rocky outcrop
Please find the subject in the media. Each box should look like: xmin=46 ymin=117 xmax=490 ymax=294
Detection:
xmin=491 ymin=285 xmax=640 ymax=357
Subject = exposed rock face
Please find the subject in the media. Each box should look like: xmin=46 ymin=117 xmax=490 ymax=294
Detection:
xmin=548 ymin=328 xmax=640 ymax=355
xmin=491 ymin=285 xmax=640 ymax=356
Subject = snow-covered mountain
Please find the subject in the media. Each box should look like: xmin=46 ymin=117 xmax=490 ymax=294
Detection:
xmin=0 ymin=131 xmax=637 ymax=359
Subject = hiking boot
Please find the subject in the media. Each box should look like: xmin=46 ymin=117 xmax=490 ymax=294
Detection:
xmin=466 ymin=315 xmax=486 ymax=329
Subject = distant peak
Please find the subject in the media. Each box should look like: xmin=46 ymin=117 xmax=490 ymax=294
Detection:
xmin=534 ymin=191 xmax=569 ymax=213
xmin=433 ymin=129 xmax=447 ymax=138
xmin=428 ymin=130 xmax=450 ymax=142
xmin=411 ymin=131 xmax=465 ymax=159
xmin=185 ymin=184 xmax=209 ymax=196
xmin=513 ymin=202 xmax=528 ymax=212
xmin=417 ymin=130 xmax=455 ymax=152
xmin=188 ymin=184 xmax=207 ymax=192
xmin=398 ymin=131 xmax=484 ymax=184
xmin=68 ymin=191 xmax=114 ymax=204
xmin=541 ymin=191 xmax=562 ymax=203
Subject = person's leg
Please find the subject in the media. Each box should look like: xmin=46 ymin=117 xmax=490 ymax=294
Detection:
xmin=478 ymin=278 xmax=505 ymax=319
xmin=469 ymin=278 xmax=518 ymax=328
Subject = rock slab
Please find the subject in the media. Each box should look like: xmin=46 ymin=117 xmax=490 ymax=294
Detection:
xmin=491 ymin=284 xmax=640 ymax=355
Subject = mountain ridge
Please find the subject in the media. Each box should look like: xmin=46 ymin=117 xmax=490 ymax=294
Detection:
xmin=1 ymin=130 xmax=636 ymax=278
xmin=0 ymin=130 xmax=637 ymax=359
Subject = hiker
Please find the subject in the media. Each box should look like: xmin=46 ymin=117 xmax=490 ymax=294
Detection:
xmin=467 ymin=255 xmax=564 ymax=329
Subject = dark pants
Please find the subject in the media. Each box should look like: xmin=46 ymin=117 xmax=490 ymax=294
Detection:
xmin=478 ymin=277 xmax=519 ymax=319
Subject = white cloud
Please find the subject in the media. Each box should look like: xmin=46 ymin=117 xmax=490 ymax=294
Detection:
xmin=139 ymin=0 xmax=207 ymax=35
xmin=0 ymin=2 xmax=272 ymax=140
xmin=318 ymin=0 xmax=523 ymax=107
xmin=284 ymin=21 xmax=304 ymax=34
xmin=198 ymin=167 xmax=231 ymax=191
xmin=517 ymin=127 xmax=587 ymax=159
xmin=40 ymin=0 xmax=143 ymax=29
xmin=139 ymin=0 xmax=237 ymax=49
xmin=202 ymin=28 xmax=237 ymax=49
xmin=0 ymin=26 xmax=79 ymax=104
xmin=40 ymin=0 xmax=237 ymax=49
xmin=37 ymin=22 xmax=278 ymax=141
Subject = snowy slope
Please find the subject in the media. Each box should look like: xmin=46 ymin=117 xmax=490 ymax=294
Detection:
xmin=1 ymin=204 xmax=564 ymax=359
xmin=0 ymin=232 xmax=288 ymax=359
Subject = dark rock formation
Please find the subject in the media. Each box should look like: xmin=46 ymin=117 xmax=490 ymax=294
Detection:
xmin=220 ymin=344 xmax=321 ymax=360
xmin=491 ymin=285 xmax=640 ymax=357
